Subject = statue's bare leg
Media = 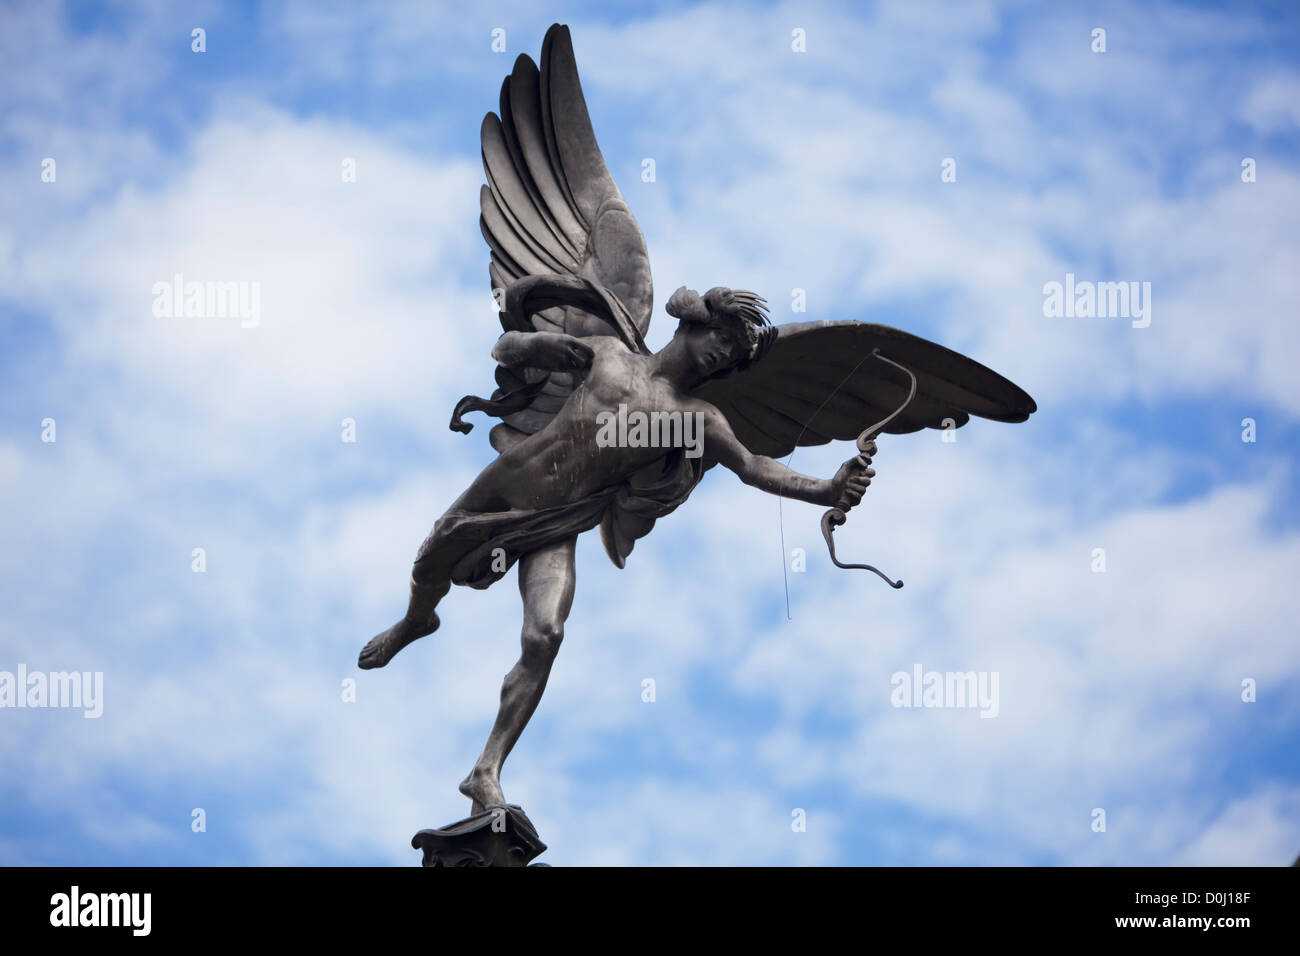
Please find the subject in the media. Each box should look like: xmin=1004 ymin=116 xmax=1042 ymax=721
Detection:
xmin=459 ymin=535 xmax=576 ymax=812
xmin=358 ymin=466 xmax=518 ymax=670
xmin=357 ymin=573 xmax=449 ymax=670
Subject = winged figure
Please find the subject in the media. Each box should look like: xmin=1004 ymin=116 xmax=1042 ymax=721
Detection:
xmin=360 ymin=23 xmax=1036 ymax=815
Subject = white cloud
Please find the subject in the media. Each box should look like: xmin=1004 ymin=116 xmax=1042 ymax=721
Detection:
xmin=2 ymin=0 xmax=1297 ymax=867
xmin=1241 ymin=71 xmax=1300 ymax=134
xmin=1175 ymin=786 xmax=1300 ymax=866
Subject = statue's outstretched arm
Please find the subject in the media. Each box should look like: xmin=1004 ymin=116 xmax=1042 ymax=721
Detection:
xmin=700 ymin=406 xmax=871 ymax=510
xmin=492 ymin=330 xmax=595 ymax=371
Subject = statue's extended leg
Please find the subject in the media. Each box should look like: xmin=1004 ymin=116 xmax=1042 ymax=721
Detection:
xmin=360 ymin=461 xmax=529 ymax=670
xmin=358 ymin=520 xmax=456 ymax=670
xmin=459 ymin=535 xmax=576 ymax=812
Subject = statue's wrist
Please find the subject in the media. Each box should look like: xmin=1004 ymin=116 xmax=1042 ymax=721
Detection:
xmin=819 ymin=478 xmax=838 ymax=507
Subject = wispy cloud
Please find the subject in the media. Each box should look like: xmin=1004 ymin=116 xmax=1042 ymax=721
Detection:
xmin=1 ymin=0 xmax=1297 ymax=866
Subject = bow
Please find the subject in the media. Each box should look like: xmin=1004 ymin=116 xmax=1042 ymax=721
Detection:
xmin=820 ymin=349 xmax=918 ymax=589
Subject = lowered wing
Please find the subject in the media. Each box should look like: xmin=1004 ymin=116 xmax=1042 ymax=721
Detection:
xmin=693 ymin=320 xmax=1037 ymax=459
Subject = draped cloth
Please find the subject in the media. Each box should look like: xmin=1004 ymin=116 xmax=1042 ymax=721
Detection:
xmin=415 ymin=451 xmax=705 ymax=590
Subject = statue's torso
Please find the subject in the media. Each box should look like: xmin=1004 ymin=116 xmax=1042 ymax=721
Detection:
xmin=494 ymin=344 xmax=705 ymax=506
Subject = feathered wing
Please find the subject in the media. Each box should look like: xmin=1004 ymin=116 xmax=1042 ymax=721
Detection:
xmin=457 ymin=22 xmax=653 ymax=450
xmin=692 ymin=320 xmax=1037 ymax=458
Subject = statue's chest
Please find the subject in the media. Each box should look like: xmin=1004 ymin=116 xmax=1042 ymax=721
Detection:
xmin=584 ymin=355 xmax=662 ymax=411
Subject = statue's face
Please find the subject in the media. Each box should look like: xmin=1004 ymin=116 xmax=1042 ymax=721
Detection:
xmin=682 ymin=322 xmax=745 ymax=378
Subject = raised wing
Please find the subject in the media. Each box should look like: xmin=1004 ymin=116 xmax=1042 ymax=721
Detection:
xmin=469 ymin=23 xmax=654 ymax=445
xmin=693 ymin=320 xmax=1037 ymax=458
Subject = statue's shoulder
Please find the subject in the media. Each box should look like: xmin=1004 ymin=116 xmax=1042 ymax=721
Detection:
xmin=678 ymin=390 xmax=726 ymax=419
xmin=587 ymin=336 xmax=648 ymax=377
xmin=587 ymin=335 xmax=635 ymax=358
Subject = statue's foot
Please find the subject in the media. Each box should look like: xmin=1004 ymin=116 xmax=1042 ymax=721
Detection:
xmin=459 ymin=766 xmax=506 ymax=812
xmin=358 ymin=612 xmax=439 ymax=670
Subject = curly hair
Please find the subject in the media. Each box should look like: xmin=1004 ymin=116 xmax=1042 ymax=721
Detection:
xmin=666 ymin=286 xmax=778 ymax=380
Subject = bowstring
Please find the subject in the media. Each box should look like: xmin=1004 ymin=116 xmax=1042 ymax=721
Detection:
xmin=778 ymin=350 xmax=879 ymax=620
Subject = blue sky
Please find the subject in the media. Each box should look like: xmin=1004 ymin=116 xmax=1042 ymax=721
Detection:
xmin=1 ymin=0 xmax=1298 ymax=865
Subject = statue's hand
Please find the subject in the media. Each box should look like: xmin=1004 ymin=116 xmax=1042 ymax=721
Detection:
xmin=665 ymin=286 xmax=709 ymax=323
xmin=830 ymin=450 xmax=875 ymax=511
xmin=530 ymin=332 xmax=595 ymax=371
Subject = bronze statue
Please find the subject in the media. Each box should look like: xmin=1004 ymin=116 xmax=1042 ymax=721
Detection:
xmin=361 ymin=23 xmax=1036 ymax=865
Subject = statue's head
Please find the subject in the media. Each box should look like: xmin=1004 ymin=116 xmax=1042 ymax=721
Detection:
xmin=666 ymin=286 xmax=777 ymax=381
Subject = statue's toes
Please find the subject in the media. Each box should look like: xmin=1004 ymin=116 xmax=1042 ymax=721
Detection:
xmin=358 ymin=637 xmax=388 ymax=670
